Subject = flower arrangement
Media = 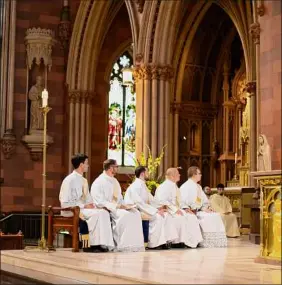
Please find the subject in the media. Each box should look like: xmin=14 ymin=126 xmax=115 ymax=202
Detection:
xmin=134 ymin=145 xmax=166 ymax=194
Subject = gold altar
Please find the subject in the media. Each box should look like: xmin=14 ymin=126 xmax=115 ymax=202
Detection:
xmin=253 ymin=171 xmax=281 ymax=265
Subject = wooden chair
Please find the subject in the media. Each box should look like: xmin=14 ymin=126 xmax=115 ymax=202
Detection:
xmin=47 ymin=206 xmax=80 ymax=252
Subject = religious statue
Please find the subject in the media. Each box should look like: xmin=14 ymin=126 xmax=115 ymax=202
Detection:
xmin=269 ymin=199 xmax=281 ymax=259
xmin=29 ymin=76 xmax=44 ymax=131
xmin=257 ymin=134 xmax=272 ymax=171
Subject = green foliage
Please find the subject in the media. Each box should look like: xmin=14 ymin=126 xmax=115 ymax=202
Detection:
xmin=134 ymin=145 xmax=167 ymax=194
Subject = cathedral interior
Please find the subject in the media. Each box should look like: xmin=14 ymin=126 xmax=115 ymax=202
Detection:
xmin=0 ymin=0 xmax=281 ymax=281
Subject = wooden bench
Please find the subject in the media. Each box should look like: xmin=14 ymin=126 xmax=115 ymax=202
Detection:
xmin=0 ymin=231 xmax=23 ymax=250
xmin=47 ymin=206 xmax=80 ymax=252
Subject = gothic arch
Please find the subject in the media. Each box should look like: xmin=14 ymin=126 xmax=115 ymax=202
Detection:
xmin=66 ymin=0 xmax=139 ymax=92
xmin=173 ymin=0 xmax=254 ymax=103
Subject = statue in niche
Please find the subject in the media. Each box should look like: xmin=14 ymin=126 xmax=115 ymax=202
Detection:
xmin=29 ymin=76 xmax=44 ymax=131
xmin=257 ymin=134 xmax=272 ymax=171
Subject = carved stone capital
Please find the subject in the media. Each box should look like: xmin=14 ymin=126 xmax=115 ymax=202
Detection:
xmin=21 ymin=130 xmax=53 ymax=161
xmin=257 ymin=4 xmax=265 ymax=17
xmin=159 ymin=65 xmax=174 ymax=81
xmin=136 ymin=0 xmax=145 ymax=13
xmin=135 ymin=53 xmax=143 ymax=63
xmin=151 ymin=65 xmax=159 ymax=80
xmin=142 ymin=65 xmax=151 ymax=80
xmin=170 ymin=102 xmax=182 ymax=114
xmin=249 ymin=22 xmax=260 ymax=45
xmin=245 ymin=81 xmax=256 ymax=96
xmin=25 ymin=27 xmax=56 ymax=70
xmin=1 ymin=130 xmax=16 ymax=159
xmin=58 ymin=21 xmax=71 ymax=51
xmin=68 ymin=90 xmax=95 ymax=104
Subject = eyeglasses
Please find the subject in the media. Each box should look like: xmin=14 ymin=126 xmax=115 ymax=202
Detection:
xmin=112 ymin=165 xmax=119 ymax=168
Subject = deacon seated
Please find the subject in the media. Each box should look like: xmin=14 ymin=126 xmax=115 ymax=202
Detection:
xmin=180 ymin=166 xmax=227 ymax=248
xmin=154 ymin=168 xmax=203 ymax=248
xmin=203 ymin=186 xmax=212 ymax=198
xmin=90 ymin=159 xmax=145 ymax=252
xmin=209 ymin=184 xmax=240 ymax=238
xmin=124 ymin=166 xmax=178 ymax=249
xmin=59 ymin=153 xmax=114 ymax=252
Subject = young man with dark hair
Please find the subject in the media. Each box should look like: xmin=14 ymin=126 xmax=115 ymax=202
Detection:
xmin=209 ymin=183 xmax=240 ymax=237
xmin=124 ymin=166 xmax=178 ymax=249
xmin=180 ymin=166 xmax=227 ymax=247
xmin=59 ymin=154 xmax=114 ymax=252
xmin=90 ymin=159 xmax=145 ymax=252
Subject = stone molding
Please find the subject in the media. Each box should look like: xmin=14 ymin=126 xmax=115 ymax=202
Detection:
xmin=171 ymin=102 xmax=217 ymax=119
xmin=25 ymin=27 xmax=56 ymax=70
xmin=133 ymin=65 xmax=174 ymax=82
xmin=0 ymin=130 xmax=16 ymax=159
xmin=249 ymin=22 xmax=260 ymax=45
xmin=68 ymin=90 xmax=95 ymax=104
xmin=21 ymin=130 xmax=54 ymax=161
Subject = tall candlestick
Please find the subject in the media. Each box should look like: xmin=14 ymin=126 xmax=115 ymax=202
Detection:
xmin=42 ymin=89 xmax=48 ymax=107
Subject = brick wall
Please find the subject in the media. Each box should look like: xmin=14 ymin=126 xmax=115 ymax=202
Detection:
xmin=259 ymin=0 xmax=281 ymax=170
xmin=0 ymin=0 xmax=79 ymax=212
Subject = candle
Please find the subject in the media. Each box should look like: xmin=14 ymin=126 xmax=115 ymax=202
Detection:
xmin=42 ymin=89 xmax=48 ymax=108
xmin=63 ymin=0 xmax=69 ymax=7
xmin=235 ymin=152 xmax=237 ymax=164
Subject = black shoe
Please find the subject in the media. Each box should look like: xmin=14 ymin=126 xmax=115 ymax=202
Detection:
xmin=91 ymin=245 xmax=109 ymax=252
xmin=161 ymin=244 xmax=171 ymax=250
xmin=171 ymin=243 xmax=186 ymax=249
xmin=83 ymin=247 xmax=93 ymax=252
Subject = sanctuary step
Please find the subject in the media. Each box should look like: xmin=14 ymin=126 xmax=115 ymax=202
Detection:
xmin=0 ymin=270 xmax=50 ymax=285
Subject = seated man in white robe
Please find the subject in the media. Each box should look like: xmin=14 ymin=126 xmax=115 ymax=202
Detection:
xmin=124 ymin=166 xmax=178 ymax=249
xmin=90 ymin=159 xmax=145 ymax=252
xmin=209 ymin=183 xmax=240 ymax=238
xmin=154 ymin=168 xmax=203 ymax=248
xmin=180 ymin=166 xmax=227 ymax=248
xmin=59 ymin=153 xmax=114 ymax=252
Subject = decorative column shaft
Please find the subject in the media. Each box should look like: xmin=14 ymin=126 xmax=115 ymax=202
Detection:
xmin=68 ymin=90 xmax=94 ymax=172
xmin=0 ymin=0 xmax=17 ymax=159
xmin=133 ymin=64 xmax=174 ymax=175
xmin=245 ymin=81 xmax=257 ymax=174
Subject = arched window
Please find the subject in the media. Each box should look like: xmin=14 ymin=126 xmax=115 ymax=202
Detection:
xmin=107 ymin=51 xmax=136 ymax=166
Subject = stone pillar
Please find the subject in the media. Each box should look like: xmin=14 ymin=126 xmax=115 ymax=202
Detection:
xmin=68 ymin=90 xmax=94 ymax=173
xmin=0 ymin=0 xmax=16 ymax=159
xmin=245 ymin=82 xmax=256 ymax=176
xmin=133 ymin=64 xmax=173 ymax=174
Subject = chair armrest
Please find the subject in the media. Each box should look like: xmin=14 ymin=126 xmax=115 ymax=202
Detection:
xmin=48 ymin=206 xmax=80 ymax=216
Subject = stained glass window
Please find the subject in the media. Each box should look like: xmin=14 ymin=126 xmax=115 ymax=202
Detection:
xmin=107 ymin=51 xmax=136 ymax=166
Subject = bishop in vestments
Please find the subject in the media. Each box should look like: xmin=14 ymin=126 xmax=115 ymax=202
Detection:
xmin=59 ymin=154 xmax=114 ymax=252
xmin=180 ymin=166 xmax=227 ymax=247
xmin=124 ymin=166 xmax=178 ymax=249
xmin=90 ymin=159 xmax=145 ymax=252
xmin=209 ymin=184 xmax=240 ymax=237
xmin=154 ymin=168 xmax=203 ymax=248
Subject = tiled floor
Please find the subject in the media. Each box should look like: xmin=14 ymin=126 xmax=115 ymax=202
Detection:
xmin=1 ymin=238 xmax=281 ymax=284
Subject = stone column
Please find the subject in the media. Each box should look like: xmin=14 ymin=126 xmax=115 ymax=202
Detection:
xmin=133 ymin=64 xmax=173 ymax=174
xmin=0 ymin=0 xmax=16 ymax=159
xmin=68 ymin=90 xmax=94 ymax=173
xmin=151 ymin=66 xmax=159 ymax=159
xmin=245 ymin=81 xmax=257 ymax=174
